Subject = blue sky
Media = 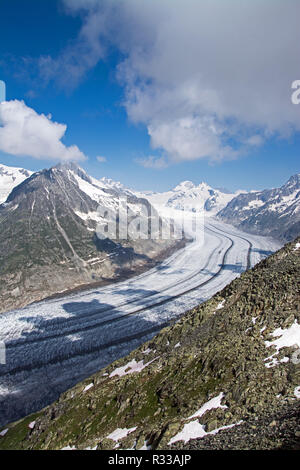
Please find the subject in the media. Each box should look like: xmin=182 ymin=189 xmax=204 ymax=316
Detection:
xmin=0 ymin=0 xmax=299 ymax=192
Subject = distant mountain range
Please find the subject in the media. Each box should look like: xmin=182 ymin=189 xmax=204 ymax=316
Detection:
xmin=217 ymin=174 xmax=300 ymax=242
xmin=135 ymin=174 xmax=300 ymax=242
xmin=2 ymin=164 xmax=299 ymax=243
xmin=0 ymin=163 xmax=178 ymax=313
xmin=135 ymin=180 xmax=244 ymax=216
xmin=0 ymin=162 xmax=299 ymax=312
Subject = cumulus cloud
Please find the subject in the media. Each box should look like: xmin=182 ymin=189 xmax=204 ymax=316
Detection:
xmin=0 ymin=100 xmax=86 ymax=161
xmin=96 ymin=155 xmax=106 ymax=163
xmin=136 ymin=155 xmax=168 ymax=170
xmin=49 ymin=0 xmax=300 ymax=164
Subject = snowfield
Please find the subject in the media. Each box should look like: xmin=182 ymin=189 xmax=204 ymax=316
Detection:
xmin=168 ymin=392 xmax=241 ymax=445
xmin=134 ymin=180 xmax=244 ymax=216
xmin=0 ymin=218 xmax=280 ymax=426
xmin=264 ymin=320 xmax=300 ymax=368
xmin=0 ymin=164 xmax=33 ymax=204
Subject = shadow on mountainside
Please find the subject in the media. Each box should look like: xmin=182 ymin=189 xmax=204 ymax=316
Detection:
xmin=0 ymin=285 xmax=168 ymax=428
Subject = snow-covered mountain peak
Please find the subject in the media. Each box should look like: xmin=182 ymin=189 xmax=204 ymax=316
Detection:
xmin=135 ymin=179 xmax=242 ymax=217
xmin=197 ymin=181 xmax=211 ymax=190
xmin=54 ymin=162 xmax=93 ymax=184
xmin=173 ymin=180 xmax=215 ymax=193
xmin=0 ymin=163 xmax=33 ymax=204
xmin=173 ymin=181 xmax=196 ymax=192
xmin=98 ymin=177 xmax=125 ymax=192
xmin=55 ymin=163 xmax=128 ymax=195
xmin=283 ymin=173 xmax=300 ymax=191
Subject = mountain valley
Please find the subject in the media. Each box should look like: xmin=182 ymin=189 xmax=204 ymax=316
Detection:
xmin=0 ymin=236 xmax=299 ymax=450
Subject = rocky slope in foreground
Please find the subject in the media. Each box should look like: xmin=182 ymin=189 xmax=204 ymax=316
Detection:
xmin=0 ymin=238 xmax=299 ymax=450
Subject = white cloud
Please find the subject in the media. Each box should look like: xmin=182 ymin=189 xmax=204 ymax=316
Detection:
xmin=39 ymin=0 xmax=109 ymax=89
xmin=148 ymin=116 xmax=241 ymax=164
xmin=96 ymin=155 xmax=106 ymax=163
xmin=243 ymin=135 xmax=264 ymax=147
xmin=136 ymin=155 xmax=168 ymax=169
xmin=51 ymin=0 xmax=300 ymax=164
xmin=0 ymin=100 xmax=86 ymax=162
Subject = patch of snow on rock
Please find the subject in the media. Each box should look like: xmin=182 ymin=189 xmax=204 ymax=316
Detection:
xmin=0 ymin=428 xmax=8 ymax=437
xmin=187 ymin=392 xmax=227 ymax=420
xmin=83 ymin=383 xmax=94 ymax=392
xmin=106 ymin=427 xmax=137 ymax=442
xmin=169 ymin=419 xmax=242 ymax=445
xmin=264 ymin=320 xmax=300 ymax=368
xmin=168 ymin=392 xmax=243 ymax=445
xmin=169 ymin=421 xmax=206 ymax=444
xmin=142 ymin=348 xmax=152 ymax=355
xmin=215 ymin=300 xmax=225 ymax=312
xmin=280 ymin=357 xmax=289 ymax=364
xmin=139 ymin=440 xmax=152 ymax=450
xmin=294 ymin=386 xmax=300 ymax=399
xmin=109 ymin=358 xmax=158 ymax=378
xmin=265 ymin=320 xmax=300 ymax=357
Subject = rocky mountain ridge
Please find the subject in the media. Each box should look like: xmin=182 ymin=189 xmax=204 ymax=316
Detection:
xmin=217 ymin=174 xmax=300 ymax=242
xmin=0 ymin=163 xmax=178 ymax=313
